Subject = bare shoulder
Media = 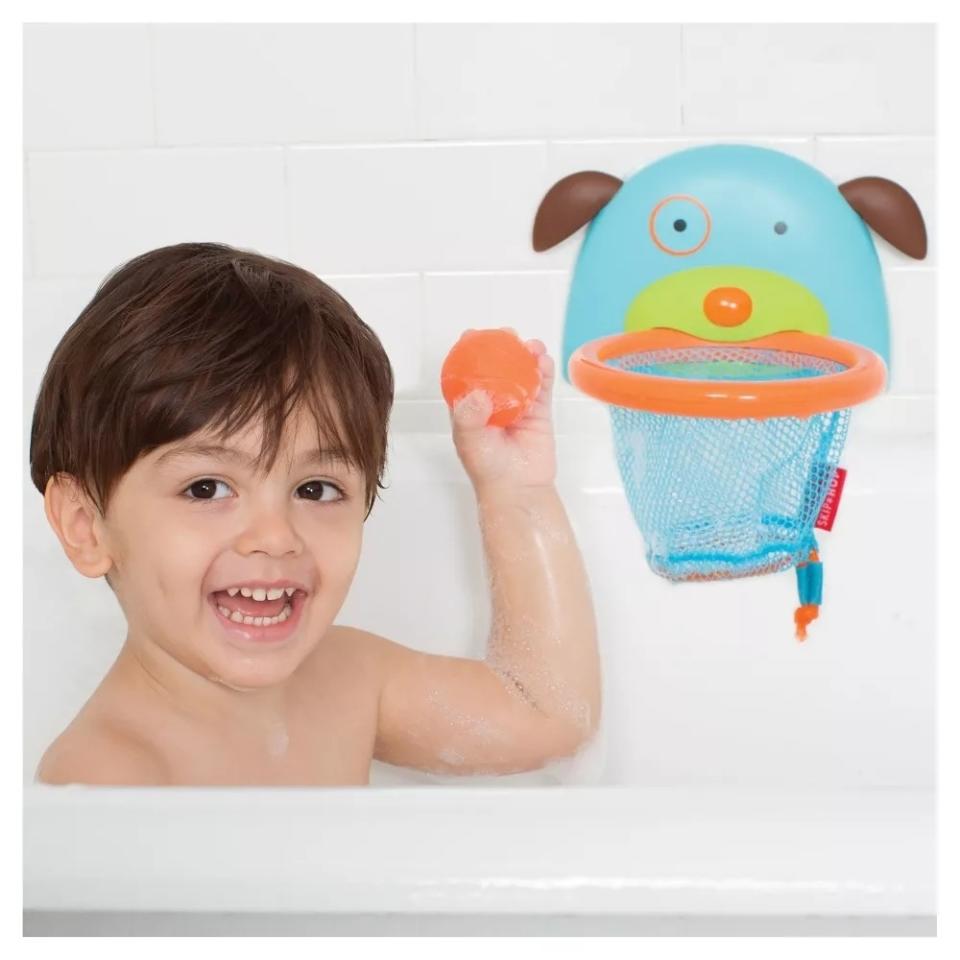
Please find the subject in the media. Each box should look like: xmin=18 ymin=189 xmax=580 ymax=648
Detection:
xmin=318 ymin=623 xmax=409 ymax=688
xmin=322 ymin=623 xmax=394 ymax=669
xmin=35 ymin=720 xmax=167 ymax=787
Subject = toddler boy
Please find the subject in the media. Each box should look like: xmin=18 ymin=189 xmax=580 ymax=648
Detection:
xmin=30 ymin=242 xmax=600 ymax=785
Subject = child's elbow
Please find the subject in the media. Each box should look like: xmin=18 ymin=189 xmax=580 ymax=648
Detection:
xmin=542 ymin=700 xmax=601 ymax=760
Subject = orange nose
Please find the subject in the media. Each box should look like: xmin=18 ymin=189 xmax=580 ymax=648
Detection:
xmin=703 ymin=286 xmax=753 ymax=327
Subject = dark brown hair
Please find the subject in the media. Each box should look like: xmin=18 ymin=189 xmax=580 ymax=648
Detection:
xmin=29 ymin=242 xmax=394 ymax=522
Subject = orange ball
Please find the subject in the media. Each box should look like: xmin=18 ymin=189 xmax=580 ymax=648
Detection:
xmin=441 ymin=328 xmax=542 ymax=427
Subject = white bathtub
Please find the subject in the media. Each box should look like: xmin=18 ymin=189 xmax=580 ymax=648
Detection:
xmin=23 ymin=394 xmax=936 ymax=935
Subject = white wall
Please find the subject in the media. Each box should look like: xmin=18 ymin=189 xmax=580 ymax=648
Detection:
xmin=22 ymin=23 xmax=936 ymax=787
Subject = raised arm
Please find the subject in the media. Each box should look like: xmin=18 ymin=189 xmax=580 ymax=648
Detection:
xmin=368 ymin=336 xmax=601 ymax=776
xmin=476 ymin=480 xmax=600 ymax=741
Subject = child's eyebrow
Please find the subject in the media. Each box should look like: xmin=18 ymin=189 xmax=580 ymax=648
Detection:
xmin=154 ymin=442 xmax=353 ymax=470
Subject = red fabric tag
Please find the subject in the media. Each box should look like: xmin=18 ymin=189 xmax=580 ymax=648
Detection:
xmin=815 ymin=467 xmax=847 ymax=531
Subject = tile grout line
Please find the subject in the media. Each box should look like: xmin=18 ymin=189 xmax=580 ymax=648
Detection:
xmin=23 ymin=265 xmax=934 ymax=283
xmin=21 ymin=134 xmax=936 ymax=158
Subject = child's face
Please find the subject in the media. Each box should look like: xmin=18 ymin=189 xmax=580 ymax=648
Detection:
xmin=99 ymin=404 xmax=369 ymax=689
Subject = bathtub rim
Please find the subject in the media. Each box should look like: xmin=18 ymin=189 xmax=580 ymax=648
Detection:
xmin=23 ymin=783 xmax=935 ymax=920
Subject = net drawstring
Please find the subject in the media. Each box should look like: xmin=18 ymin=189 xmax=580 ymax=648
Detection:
xmin=794 ymin=547 xmax=823 ymax=641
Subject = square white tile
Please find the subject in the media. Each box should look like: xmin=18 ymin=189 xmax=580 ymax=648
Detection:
xmin=319 ymin=274 xmax=423 ymax=397
xmin=28 ymin=148 xmax=287 ymax=277
xmin=287 ymin=143 xmax=548 ymax=275
xmin=417 ymin=23 xmax=683 ymax=139
xmin=683 ymin=24 xmax=935 ymax=135
xmin=153 ymin=24 xmax=417 ymax=146
xmin=24 ymin=24 xmax=155 ymax=151
xmin=884 ymin=268 xmax=936 ymax=396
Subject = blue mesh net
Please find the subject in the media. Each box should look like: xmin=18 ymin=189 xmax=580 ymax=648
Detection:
xmin=606 ymin=343 xmax=851 ymax=582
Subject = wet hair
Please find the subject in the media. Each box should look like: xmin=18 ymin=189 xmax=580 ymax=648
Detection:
xmin=29 ymin=242 xmax=395 ymax=528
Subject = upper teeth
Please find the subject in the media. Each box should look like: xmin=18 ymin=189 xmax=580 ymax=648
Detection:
xmin=225 ymin=586 xmax=296 ymax=601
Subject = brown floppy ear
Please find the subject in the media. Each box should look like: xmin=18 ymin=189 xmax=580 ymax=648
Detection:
xmin=838 ymin=176 xmax=928 ymax=259
xmin=532 ymin=171 xmax=623 ymax=252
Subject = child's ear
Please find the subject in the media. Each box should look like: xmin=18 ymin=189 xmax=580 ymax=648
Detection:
xmin=43 ymin=473 xmax=114 ymax=580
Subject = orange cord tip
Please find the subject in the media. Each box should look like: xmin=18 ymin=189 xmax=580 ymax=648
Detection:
xmin=794 ymin=603 xmax=819 ymax=641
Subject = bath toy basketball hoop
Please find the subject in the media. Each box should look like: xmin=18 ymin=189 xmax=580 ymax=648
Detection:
xmin=532 ymin=143 xmax=927 ymax=641
xmin=570 ymin=328 xmax=886 ymax=640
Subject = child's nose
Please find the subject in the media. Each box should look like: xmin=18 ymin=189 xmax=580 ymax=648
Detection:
xmin=236 ymin=511 xmax=303 ymax=556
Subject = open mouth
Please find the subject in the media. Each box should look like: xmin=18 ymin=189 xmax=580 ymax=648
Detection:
xmin=207 ymin=589 xmax=308 ymax=645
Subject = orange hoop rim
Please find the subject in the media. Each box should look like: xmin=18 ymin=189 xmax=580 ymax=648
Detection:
xmin=568 ymin=329 xmax=887 ymax=419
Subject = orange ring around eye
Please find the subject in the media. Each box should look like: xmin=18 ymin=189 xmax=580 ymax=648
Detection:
xmin=568 ymin=329 xmax=886 ymax=420
xmin=649 ymin=194 xmax=712 ymax=256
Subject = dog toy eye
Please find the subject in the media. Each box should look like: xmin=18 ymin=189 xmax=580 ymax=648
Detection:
xmin=650 ymin=195 xmax=711 ymax=255
xmin=774 ymin=221 xmax=788 ymax=235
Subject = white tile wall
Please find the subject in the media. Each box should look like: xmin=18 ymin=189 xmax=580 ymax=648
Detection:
xmin=682 ymin=24 xmax=936 ymax=135
xmin=23 ymin=23 xmax=936 ymax=402
xmin=319 ymin=273 xmax=423 ymax=396
xmin=152 ymin=24 xmax=418 ymax=146
xmin=22 ymin=24 xmax=938 ymax=788
xmin=28 ymin=147 xmax=287 ymax=277
xmin=885 ymin=268 xmax=937 ymax=396
xmin=23 ymin=276 xmax=103 ymax=430
xmin=23 ymin=24 xmax=155 ymax=151
xmin=416 ymin=24 xmax=684 ymax=139
xmin=287 ymin=141 xmax=548 ymax=274
xmin=22 ymin=162 xmax=33 ymax=277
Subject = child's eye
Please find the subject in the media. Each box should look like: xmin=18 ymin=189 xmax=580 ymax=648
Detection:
xmin=298 ymin=480 xmax=345 ymax=503
xmin=184 ymin=478 xmax=231 ymax=501
xmin=182 ymin=479 xmax=345 ymax=503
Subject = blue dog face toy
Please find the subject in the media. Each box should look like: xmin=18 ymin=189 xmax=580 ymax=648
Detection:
xmin=532 ymin=144 xmax=927 ymax=381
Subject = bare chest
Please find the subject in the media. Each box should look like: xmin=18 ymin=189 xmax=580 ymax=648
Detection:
xmin=95 ymin=644 xmax=379 ymax=787
xmin=156 ymin=699 xmax=377 ymax=786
